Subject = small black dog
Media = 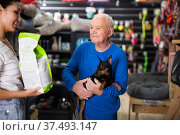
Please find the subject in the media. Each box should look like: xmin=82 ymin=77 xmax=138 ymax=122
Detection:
xmin=75 ymin=55 xmax=121 ymax=120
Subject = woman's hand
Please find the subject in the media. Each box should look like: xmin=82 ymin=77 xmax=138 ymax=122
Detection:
xmin=86 ymin=78 xmax=103 ymax=96
xmin=73 ymin=78 xmax=93 ymax=100
xmin=23 ymin=87 xmax=43 ymax=97
xmin=0 ymin=87 xmax=42 ymax=100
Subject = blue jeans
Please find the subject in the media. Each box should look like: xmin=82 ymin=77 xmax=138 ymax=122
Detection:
xmin=0 ymin=98 xmax=25 ymax=120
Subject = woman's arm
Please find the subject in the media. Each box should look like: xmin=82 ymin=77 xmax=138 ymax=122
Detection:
xmin=0 ymin=87 xmax=42 ymax=100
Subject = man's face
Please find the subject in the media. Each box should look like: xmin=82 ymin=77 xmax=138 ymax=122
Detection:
xmin=90 ymin=17 xmax=113 ymax=45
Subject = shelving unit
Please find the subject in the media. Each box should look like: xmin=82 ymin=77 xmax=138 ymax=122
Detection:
xmin=39 ymin=0 xmax=160 ymax=73
xmin=165 ymin=40 xmax=180 ymax=120
xmin=35 ymin=82 xmax=73 ymax=120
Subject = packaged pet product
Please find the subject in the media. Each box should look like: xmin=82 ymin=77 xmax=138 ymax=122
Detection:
xmin=71 ymin=17 xmax=90 ymax=32
xmin=61 ymin=42 xmax=70 ymax=51
xmin=18 ymin=32 xmax=53 ymax=93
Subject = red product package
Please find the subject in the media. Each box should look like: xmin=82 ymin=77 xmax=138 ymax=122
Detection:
xmin=21 ymin=0 xmax=38 ymax=5
xmin=62 ymin=0 xmax=87 ymax=2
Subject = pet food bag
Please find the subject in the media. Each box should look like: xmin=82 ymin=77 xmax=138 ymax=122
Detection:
xmin=18 ymin=32 xmax=53 ymax=93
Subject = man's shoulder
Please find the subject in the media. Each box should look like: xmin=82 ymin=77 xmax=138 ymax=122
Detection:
xmin=78 ymin=41 xmax=93 ymax=49
xmin=81 ymin=41 xmax=92 ymax=46
xmin=112 ymin=43 xmax=125 ymax=53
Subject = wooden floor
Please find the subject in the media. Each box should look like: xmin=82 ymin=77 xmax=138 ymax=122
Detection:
xmin=117 ymin=92 xmax=165 ymax=120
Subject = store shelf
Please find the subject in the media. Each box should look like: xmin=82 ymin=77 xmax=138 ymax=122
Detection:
xmin=38 ymin=108 xmax=72 ymax=120
xmin=135 ymin=0 xmax=161 ymax=3
xmin=53 ymin=81 xmax=65 ymax=87
xmin=55 ymin=31 xmax=71 ymax=35
xmin=46 ymin=50 xmax=71 ymax=54
xmin=172 ymin=40 xmax=180 ymax=45
xmin=51 ymin=65 xmax=66 ymax=68
xmin=39 ymin=109 xmax=69 ymax=115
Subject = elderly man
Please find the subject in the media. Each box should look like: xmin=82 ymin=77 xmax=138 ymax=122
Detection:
xmin=62 ymin=14 xmax=128 ymax=120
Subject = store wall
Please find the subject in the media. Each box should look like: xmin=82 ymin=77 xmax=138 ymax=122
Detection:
xmin=39 ymin=0 xmax=161 ymax=72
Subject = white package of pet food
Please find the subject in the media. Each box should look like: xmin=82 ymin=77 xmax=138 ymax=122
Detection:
xmin=18 ymin=32 xmax=53 ymax=93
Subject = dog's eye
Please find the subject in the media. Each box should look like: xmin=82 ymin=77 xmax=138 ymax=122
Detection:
xmin=100 ymin=65 xmax=106 ymax=70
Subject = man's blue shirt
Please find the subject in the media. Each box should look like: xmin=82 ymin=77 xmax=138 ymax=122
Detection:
xmin=62 ymin=41 xmax=128 ymax=120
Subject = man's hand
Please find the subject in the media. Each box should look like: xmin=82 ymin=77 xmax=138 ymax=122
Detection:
xmin=73 ymin=78 xmax=93 ymax=100
xmin=86 ymin=78 xmax=103 ymax=96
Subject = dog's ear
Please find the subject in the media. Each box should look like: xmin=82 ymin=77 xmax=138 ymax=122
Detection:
xmin=107 ymin=55 xmax=112 ymax=65
xmin=97 ymin=56 xmax=102 ymax=62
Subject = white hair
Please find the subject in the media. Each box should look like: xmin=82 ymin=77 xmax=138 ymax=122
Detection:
xmin=91 ymin=14 xmax=114 ymax=28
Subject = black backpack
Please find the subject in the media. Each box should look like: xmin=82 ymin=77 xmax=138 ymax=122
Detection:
xmin=171 ymin=50 xmax=180 ymax=86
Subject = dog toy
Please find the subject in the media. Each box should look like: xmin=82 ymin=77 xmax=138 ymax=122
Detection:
xmin=137 ymin=64 xmax=143 ymax=73
xmin=127 ymin=45 xmax=134 ymax=62
xmin=153 ymin=9 xmax=161 ymax=46
xmin=142 ymin=8 xmax=148 ymax=39
xmin=118 ymin=21 xmax=124 ymax=31
xmin=97 ymin=7 xmax=105 ymax=14
xmin=72 ymin=13 xmax=79 ymax=19
xmin=85 ymin=7 xmax=96 ymax=19
xmin=140 ymin=8 xmax=148 ymax=50
xmin=124 ymin=21 xmax=133 ymax=41
xmin=119 ymin=33 xmax=124 ymax=41
xmin=114 ymin=20 xmax=118 ymax=30
xmin=143 ymin=51 xmax=148 ymax=72
xmin=145 ymin=21 xmax=151 ymax=31
xmin=52 ymin=36 xmax=58 ymax=50
xmin=63 ymin=13 xmax=70 ymax=22
xmin=54 ymin=12 xmax=61 ymax=22
xmin=131 ymin=33 xmax=138 ymax=45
